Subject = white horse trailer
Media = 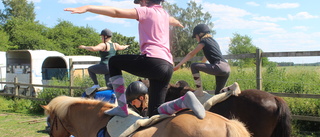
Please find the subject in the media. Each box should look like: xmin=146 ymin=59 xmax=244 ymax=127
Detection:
xmin=42 ymin=55 xmax=100 ymax=85
xmin=5 ymin=50 xmax=64 ymax=96
xmin=0 ymin=51 xmax=6 ymax=91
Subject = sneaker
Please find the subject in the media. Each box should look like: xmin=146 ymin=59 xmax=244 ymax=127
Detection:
xmin=91 ymin=85 xmax=100 ymax=89
xmin=219 ymin=82 xmax=241 ymax=96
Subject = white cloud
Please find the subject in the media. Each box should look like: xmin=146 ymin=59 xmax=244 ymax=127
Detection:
xmin=215 ymin=37 xmax=231 ymax=54
xmin=266 ymin=3 xmax=299 ymax=9
xmin=246 ymin=2 xmax=259 ymax=7
xmin=253 ymin=16 xmax=287 ymax=22
xmin=293 ymin=26 xmax=309 ymax=31
xmin=202 ymin=3 xmax=251 ymax=18
xmin=254 ymin=32 xmax=320 ymax=53
xmin=85 ymin=15 xmax=132 ymax=27
xmin=288 ymin=12 xmax=319 ymax=20
xmin=252 ymin=27 xmax=286 ymax=35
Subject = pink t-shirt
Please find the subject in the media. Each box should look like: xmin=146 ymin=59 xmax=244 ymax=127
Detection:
xmin=135 ymin=5 xmax=173 ymax=64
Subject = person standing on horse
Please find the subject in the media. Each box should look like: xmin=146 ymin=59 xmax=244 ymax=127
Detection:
xmin=65 ymin=0 xmax=205 ymax=119
xmin=174 ymin=24 xmax=231 ymax=96
xmin=79 ymin=28 xmax=129 ymax=92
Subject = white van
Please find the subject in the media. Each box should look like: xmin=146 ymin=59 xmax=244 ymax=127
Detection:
xmin=0 ymin=51 xmax=6 ymax=91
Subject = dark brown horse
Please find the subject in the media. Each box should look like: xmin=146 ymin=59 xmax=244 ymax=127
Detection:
xmin=42 ymin=96 xmax=251 ymax=137
xmin=165 ymin=84 xmax=292 ymax=137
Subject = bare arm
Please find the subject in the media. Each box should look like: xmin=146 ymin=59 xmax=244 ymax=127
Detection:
xmin=169 ymin=17 xmax=184 ymax=28
xmin=114 ymin=43 xmax=130 ymax=50
xmin=79 ymin=43 xmax=105 ymax=52
xmin=174 ymin=44 xmax=204 ymax=71
xmin=64 ymin=5 xmax=138 ymax=19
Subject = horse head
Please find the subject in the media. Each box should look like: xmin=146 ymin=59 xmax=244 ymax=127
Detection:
xmin=41 ymin=105 xmax=71 ymax=137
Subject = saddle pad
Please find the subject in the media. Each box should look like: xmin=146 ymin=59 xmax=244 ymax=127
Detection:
xmin=107 ymin=113 xmax=172 ymax=137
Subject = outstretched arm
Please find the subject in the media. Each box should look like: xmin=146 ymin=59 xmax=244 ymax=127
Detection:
xmin=114 ymin=43 xmax=130 ymax=50
xmin=79 ymin=43 xmax=105 ymax=52
xmin=170 ymin=17 xmax=184 ymax=28
xmin=174 ymin=44 xmax=204 ymax=71
xmin=64 ymin=5 xmax=138 ymax=19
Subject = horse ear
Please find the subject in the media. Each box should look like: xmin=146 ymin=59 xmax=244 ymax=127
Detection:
xmin=41 ymin=105 xmax=49 ymax=111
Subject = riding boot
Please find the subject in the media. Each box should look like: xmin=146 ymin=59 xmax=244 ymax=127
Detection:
xmin=104 ymin=75 xmax=128 ymax=117
xmin=193 ymin=73 xmax=204 ymax=97
xmin=157 ymin=91 xmax=205 ymax=119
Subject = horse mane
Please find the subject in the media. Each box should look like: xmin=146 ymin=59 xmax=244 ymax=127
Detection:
xmin=45 ymin=96 xmax=116 ymax=118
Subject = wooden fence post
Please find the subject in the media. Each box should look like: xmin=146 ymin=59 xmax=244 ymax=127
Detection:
xmin=256 ymin=49 xmax=262 ymax=90
xmin=14 ymin=77 xmax=18 ymax=95
xmin=69 ymin=58 xmax=74 ymax=97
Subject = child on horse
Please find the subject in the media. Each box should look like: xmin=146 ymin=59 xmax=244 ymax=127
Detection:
xmin=65 ymin=0 xmax=205 ymax=119
xmin=174 ymin=24 xmax=231 ymax=96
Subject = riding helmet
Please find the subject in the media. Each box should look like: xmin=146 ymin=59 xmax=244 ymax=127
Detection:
xmin=126 ymin=81 xmax=148 ymax=103
xmin=192 ymin=24 xmax=210 ymax=38
xmin=134 ymin=0 xmax=140 ymax=4
xmin=100 ymin=28 xmax=112 ymax=37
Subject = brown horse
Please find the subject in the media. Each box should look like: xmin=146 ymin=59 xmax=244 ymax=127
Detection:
xmin=42 ymin=96 xmax=251 ymax=137
xmin=165 ymin=84 xmax=292 ymax=137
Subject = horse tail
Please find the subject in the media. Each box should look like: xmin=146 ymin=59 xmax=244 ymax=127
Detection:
xmin=226 ymin=119 xmax=251 ymax=137
xmin=271 ymin=96 xmax=292 ymax=137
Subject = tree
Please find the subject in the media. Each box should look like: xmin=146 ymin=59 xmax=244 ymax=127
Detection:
xmin=0 ymin=0 xmax=36 ymax=24
xmin=228 ymin=33 xmax=270 ymax=67
xmin=111 ymin=32 xmax=140 ymax=55
xmin=163 ymin=1 xmax=214 ymax=60
xmin=4 ymin=17 xmax=54 ymax=50
xmin=0 ymin=28 xmax=14 ymax=51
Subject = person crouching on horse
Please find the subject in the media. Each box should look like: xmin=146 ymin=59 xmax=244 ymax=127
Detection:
xmin=79 ymin=28 xmax=129 ymax=90
xmin=174 ymin=24 xmax=231 ymax=96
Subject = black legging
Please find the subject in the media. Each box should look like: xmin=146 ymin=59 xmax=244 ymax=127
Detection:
xmin=109 ymin=54 xmax=173 ymax=117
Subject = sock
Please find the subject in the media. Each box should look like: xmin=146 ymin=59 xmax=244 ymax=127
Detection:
xmin=104 ymin=75 xmax=128 ymax=117
xmin=193 ymin=73 xmax=204 ymax=96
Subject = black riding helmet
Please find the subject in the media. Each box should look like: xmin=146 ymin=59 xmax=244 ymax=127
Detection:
xmin=100 ymin=28 xmax=112 ymax=37
xmin=126 ymin=81 xmax=148 ymax=104
xmin=192 ymin=24 xmax=210 ymax=38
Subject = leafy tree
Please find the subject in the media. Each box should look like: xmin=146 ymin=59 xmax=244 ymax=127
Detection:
xmin=228 ymin=33 xmax=270 ymax=67
xmin=0 ymin=0 xmax=36 ymax=24
xmin=4 ymin=17 xmax=54 ymax=50
xmin=112 ymin=32 xmax=140 ymax=55
xmin=46 ymin=20 xmax=100 ymax=55
xmin=163 ymin=1 xmax=214 ymax=60
xmin=0 ymin=27 xmax=15 ymax=51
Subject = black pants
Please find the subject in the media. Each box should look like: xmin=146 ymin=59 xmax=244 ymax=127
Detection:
xmin=109 ymin=54 xmax=173 ymax=117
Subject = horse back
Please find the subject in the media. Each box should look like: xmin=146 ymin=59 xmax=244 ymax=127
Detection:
xmin=209 ymin=89 xmax=291 ymax=137
xmin=132 ymin=111 xmax=249 ymax=137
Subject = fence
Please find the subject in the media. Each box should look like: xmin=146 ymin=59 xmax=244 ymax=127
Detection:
xmin=1 ymin=50 xmax=320 ymax=122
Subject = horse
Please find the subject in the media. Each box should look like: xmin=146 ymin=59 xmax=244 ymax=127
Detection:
xmin=165 ymin=84 xmax=292 ymax=137
xmin=42 ymin=96 xmax=251 ymax=137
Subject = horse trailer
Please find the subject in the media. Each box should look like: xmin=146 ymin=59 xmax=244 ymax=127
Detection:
xmin=0 ymin=51 xmax=6 ymax=91
xmin=4 ymin=50 xmax=64 ymax=96
xmin=41 ymin=55 xmax=101 ymax=85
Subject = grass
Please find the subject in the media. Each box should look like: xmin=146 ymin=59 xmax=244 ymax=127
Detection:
xmin=0 ymin=112 xmax=48 ymax=137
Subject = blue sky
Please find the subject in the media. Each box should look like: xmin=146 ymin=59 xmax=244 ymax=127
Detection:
xmin=3 ymin=0 xmax=320 ymax=63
